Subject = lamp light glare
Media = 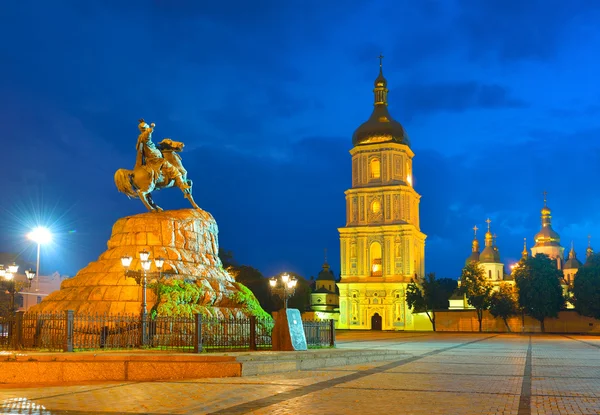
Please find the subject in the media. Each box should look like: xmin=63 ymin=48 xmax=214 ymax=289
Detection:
xmin=269 ymin=278 xmax=277 ymax=287
xmin=154 ymin=257 xmax=165 ymax=269
xmin=121 ymin=256 xmax=133 ymax=268
xmin=25 ymin=268 xmax=36 ymax=281
xmin=27 ymin=227 xmax=52 ymax=245
xmin=139 ymin=250 xmax=150 ymax=262
xmin=281 ymin=273 xmax=290 ymax=284
xmin=8 ymin=263 xmax=19 ymax=274
xmin=0 ymin=265 xmax=5 ymax=277
xmin=141 ymin=260 xmax=151 ymax=271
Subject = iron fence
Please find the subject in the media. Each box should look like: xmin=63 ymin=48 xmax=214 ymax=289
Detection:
xmin=0 ymin=310 xmax=333 ymax=352
xmin=303 ymin=320 xmax=335 ymax=347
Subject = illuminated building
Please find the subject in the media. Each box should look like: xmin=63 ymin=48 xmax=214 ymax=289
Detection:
xmin=337 ymin=57 xmax=426 ymax=330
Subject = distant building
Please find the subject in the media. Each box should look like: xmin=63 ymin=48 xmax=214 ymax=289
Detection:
xmin=14 ymin=271 xmax=69 ymax=311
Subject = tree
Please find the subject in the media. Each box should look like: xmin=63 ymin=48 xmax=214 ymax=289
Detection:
xmin=460 ymin=261 xmax=492 ymax=332
xmin=227 ymin=265 xmax=275 ymax=313
xmin=406 ymin=273 xmax=457 ymax=331
xmin=572 ymin=253 xmax=600 ymax=319
xmin=489 ymin=283 xmax=519 ymax=332
xmin=514 ymin=254 xmax=564 ymax=332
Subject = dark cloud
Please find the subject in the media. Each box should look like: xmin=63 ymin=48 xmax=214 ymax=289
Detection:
xmin=396 ymin=82 xmax=526 ymax=118
xmin=456 ymin=0 xmax=600 ymax=63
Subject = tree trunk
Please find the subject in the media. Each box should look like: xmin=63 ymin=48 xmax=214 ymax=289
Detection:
xmin=540 ymin=318 xmax=545 ymax=333
xmin=477 ymin=309 xmax=483 ymax=332
xmin=503 ymin=317 xmax=511 ymax=332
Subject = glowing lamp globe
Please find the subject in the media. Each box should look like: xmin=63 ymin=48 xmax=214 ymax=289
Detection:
xmin=27 ymin=227 xmax=52 ymax=245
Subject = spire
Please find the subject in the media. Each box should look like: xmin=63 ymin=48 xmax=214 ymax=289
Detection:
xmin=522 ymin=238 xmax=528 ymax=259
xmin=541 ymin=190 xmax=552 ymax=228
xmin=587 ymin=235 xmax=594 ymax=258
xmin=471 ymin=225 xmax=480 ymax=252
xmin=373 ymin=53 xmax=388 ymax=106
xmin=569 ymin=241 xmax=576 ymax=259
xmin=484 ymin=218 xmax=493 ymax=247
xmin=323 ymin=248 xmax=330 ymax=270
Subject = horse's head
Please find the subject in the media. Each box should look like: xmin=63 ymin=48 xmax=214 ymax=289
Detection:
xmin=158 ymin=138 xmax=185 ymax=152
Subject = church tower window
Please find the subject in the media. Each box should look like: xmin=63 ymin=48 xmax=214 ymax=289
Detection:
xmin=370 ymin=242 xmax=382 ymax=276
xmin=370 ymin=158 xmax=381 ymax=179
xmin=371 ymin=200 xmax=381 ymax=214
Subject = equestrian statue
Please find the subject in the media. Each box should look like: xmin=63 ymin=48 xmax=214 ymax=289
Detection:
xmin=114 ymin=119 xmax=200 ymax=212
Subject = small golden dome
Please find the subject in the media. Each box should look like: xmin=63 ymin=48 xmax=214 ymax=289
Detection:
xmin=541 ymin=206 xmax=551 ymax=215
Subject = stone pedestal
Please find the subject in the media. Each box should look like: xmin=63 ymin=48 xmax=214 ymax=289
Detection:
xmin=29 ymin=209 xmax=266 ymax=318
xmin=272 ymin=309 xmax=307 ymax=351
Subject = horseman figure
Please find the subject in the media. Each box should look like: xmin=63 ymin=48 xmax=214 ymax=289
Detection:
xmin=114 ymin=119 xmax=199 ymax=212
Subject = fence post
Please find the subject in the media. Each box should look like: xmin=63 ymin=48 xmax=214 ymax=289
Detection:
xmin=193 ymin=314 xmax=202 ymax=353
xmin=329 ymin=319 xmax=335 ymax=347
xmin=141 ymin=311 xmax=148 ymax=347
xmin=13 ymin=311 xmax=24 ymax=350
xmin=249 ymin=316 xmax=257 ymax=351
xmin=63 ymin=310 xmax=74 ymax=352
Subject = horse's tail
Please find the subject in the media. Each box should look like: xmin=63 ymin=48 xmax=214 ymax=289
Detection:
xmin=114 ymin=169 xmax=138 ymax=198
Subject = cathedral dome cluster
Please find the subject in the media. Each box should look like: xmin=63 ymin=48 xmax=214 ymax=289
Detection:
xmin=352 ymin=57 xmax=410 ymax=147
xmin=465 ymin=193 xmax=594 ymax=285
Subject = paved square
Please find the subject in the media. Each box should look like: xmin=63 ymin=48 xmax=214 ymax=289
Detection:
xmin=1 ymin=332 xmax=600 ymax=414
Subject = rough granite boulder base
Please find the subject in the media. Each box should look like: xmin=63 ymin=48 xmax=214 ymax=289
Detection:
xmin=29 ymin=209 xmax=264 ymax=318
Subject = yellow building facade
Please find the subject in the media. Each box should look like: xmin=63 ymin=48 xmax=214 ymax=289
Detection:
xmin=337 ymin=60 xmax=426 ymax=331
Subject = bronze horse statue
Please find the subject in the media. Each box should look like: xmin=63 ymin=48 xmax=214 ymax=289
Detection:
xmin=114 ymin=138 xmax=200 ymax=212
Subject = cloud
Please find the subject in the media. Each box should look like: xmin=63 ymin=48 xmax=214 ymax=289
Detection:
xmin=395 ymin=82 xmax=526 ymax=118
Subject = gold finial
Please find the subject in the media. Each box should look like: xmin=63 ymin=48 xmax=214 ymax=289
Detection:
xmin=378 ymin=53 xmax=384 ymax=69
xmin=543 ymin=190 xmax=548 ymax=206
xmin=523 ymin=238 xmax=527 ymax=250
xmin=485 ymin=218 xmax=491 ymax=232
xmin=473 ymin=225 xmax=478 ymax=237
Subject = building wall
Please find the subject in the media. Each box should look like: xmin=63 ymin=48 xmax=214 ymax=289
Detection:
xmin=13 ymin=272 xmax=66 ymax=312
xmin=480 ymin=262 xmax=504 ymax=282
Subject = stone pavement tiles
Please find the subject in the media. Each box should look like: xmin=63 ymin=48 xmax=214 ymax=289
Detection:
xmin=1 ymin=333 xmax=600 ymax=414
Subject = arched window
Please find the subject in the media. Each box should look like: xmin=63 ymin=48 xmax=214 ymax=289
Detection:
xmin=370 ymin=158 xmax=381 ymax=179
xmin=370 ymin=242 xmax=382 ymax=276
xmin=497 ymin=270 xmax=500 ymax=280
xmin=371 ymin=200 xmax=381 ymax=214
xmin=488 ymin=270 xmax=492 ymax=279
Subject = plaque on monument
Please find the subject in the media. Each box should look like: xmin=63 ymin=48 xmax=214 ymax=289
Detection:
xmin=272 ymin=308 xmax=307 ymax=351
xmin=286 ymin=309 xmax=307 ymax=351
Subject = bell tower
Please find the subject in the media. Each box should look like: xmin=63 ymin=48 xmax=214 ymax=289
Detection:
xmin=337 ymin=56 xmax=426 ymax=331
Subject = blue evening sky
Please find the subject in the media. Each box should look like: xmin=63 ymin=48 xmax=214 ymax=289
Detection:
xmin=1 ymin=0 xmax=600 ymax=279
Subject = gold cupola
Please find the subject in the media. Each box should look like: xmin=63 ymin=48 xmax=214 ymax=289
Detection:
xmin=564 ymin=241 xmax=582 ymax=270
xmin=587 ymin=235 xmax=594 ymax=259
xmin=465 ymin=225 xmax=480 ymax=265
xmin=533 ymin=192 xmax=561 ymax=248
xmin=352 ymin=54 xmax=410 ymax=147
xmin=479 ymin=219 xmax=501 ymax=264
xmin=521 ymin=238 xmax=528 ymax=260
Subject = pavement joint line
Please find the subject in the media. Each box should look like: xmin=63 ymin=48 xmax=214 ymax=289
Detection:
xmin=0 ymin=382 xmax=136 ymax=404
xmin=203 ymin=334 xmax=499 ymax=415
xmin=335 ymin=386 xmax=521 ymax=396
xmin=561 ymin=335 xmax=600 ymax=349
xmin=517 ymin=335 xmax=532 ymax=415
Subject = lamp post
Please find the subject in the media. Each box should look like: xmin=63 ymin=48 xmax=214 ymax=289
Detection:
xmin=0 ymin=263 xmax=20 ymax=314
xmin=27 ymin=227 xmax=52 ymax=292
xmin=120 ymin=251 xmax=166 ymax=315
xmin=269 ymin=273 xmax=298 ymax=309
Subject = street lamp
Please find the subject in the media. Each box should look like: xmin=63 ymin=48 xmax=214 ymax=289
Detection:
xmin=27 ymin=227 xmax=52 ymax=292
xmin=0 ymin=262 xmax=19 ymax=314
xmin=120 ymin=251 xmax=166 ymax=315
xmin=269 ymin=273 xmax=298 ymax=309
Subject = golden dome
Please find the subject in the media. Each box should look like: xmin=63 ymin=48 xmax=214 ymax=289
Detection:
xmin=541 ymin=206 xmax=551 ymax=216
xmin=352 ymin=59 xmax=410 ymax=147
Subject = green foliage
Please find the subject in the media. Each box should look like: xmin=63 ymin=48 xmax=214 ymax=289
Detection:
xmin=229 ymin=283 xmax=272 ymax=320
xmin=514 ymin=254 xmax=564 ymax=332
xmin=489 ymin=283 xmax=519 ymax=331
xmin=406 ymin=273 xmax=456 ymax=331
xmin=227 ymin=265 xmax=275 ymax=312
xmin=460 ymin=261 xmax=493 ymax=332
xmin=572 ymin=253 xmax=600 ymax=319
xmin=152 ymin=279 xmax=206 ymax=317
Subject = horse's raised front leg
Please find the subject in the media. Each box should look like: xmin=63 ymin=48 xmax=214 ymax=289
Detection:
xmin=181 ymin=185 xmax=200 ymax=210
xmin=138 ymin=190 xmax=157 ymax=212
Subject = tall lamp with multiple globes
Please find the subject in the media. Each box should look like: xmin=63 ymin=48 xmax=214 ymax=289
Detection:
xmin=120 ymin=250 xmax=165 ymax=315
xmin=0 ymin=263 xmax=35 ymax=313
xmin=27 ymin=227 xmax=52 ymax=292
xmin=269 ymin=273 xmax=298 ymax=309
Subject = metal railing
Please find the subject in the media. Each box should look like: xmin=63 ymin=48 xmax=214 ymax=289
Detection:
xmin=0 ymin=311 xmax=334 ymax=352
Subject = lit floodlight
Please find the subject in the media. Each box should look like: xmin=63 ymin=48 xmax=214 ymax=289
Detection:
xmin=281 ymin=273 xmax=290 ymax=284
xmin=139 ymin=250 xmax=150 ymax=262
xmin=121 ymin=256 xmax=133 ymax=268
xmin=8 ymin=263 xmax=19 ymax=274
xmin=289 ymin=278 xmax=297 ymax=288
xmin=27 ymin=227 xmax=52 ymax=245
xmin=141 ymin=260 xmax=151 ymax=271
xmin=269 ymin=278 xmax=277 ymax=287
